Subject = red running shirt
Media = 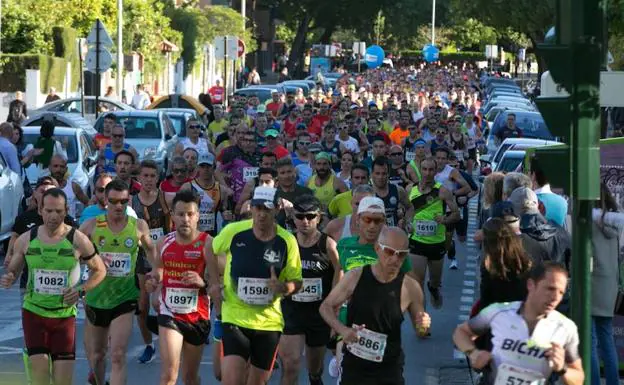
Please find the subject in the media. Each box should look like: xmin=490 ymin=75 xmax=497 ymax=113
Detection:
xmin=159 ymin=232 xmax=210 ymax=323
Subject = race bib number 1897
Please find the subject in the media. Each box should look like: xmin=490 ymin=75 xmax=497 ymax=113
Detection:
xmin=165 ymin=287 xmax=199 ymax=314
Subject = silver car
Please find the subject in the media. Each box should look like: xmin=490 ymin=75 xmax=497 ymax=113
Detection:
xmin=34 ymin=96 xmax=133 ymax=124
xmin=0 ymin=152 xmax=24 ymax=243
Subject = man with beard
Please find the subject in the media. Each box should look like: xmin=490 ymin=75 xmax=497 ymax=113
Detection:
xmin=80 ymin=173 xmax=138 ymax=225
xmin=48 ymin=154 xmax=89 ymax=221
xmin=79 ymin=179 xmax=157 ymax=385
xmin=1 ymin=188 xmax=107 ymax=385
xmin=389 ymin=110 xmax=413 ymax=146
xmin=114 ymin=150 xmax=142 ymax=195
xmin=144 ymin=190 xmax=213 ymax=385
xmin=161 ymin=156 xmax=191 ymax=211
xmin=371 ymin=156 xmax=411 ymax=228
xmin=100 ymin=124 xmax=139 ymax=176
xmin=206 ymin=186 xmax=302 ymax=385
xmin=275 ymin=158 xmax=313 ymax=230
xmin=219 ymin=130 xmax=261 ymax=203
xmin=306 ymin=152 xmax=348 ymax=212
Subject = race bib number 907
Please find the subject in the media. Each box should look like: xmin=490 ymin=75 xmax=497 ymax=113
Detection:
xmin=103 ymin=253 xmax=132 ymax=277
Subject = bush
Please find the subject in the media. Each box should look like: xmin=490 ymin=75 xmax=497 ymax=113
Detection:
xmin=52 ymin=27 xmax=80 ymax=91
xmin=0 ymin=54 xmax=66 ymax=93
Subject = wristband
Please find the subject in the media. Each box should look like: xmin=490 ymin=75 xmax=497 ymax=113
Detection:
xmin=556 ymin=364 xmax=568 ymax=376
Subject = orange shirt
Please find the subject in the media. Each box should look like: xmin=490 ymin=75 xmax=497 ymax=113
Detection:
xmin=389 ymin=128 xmax=410 ymax=146
xmin=94 ymin=134 xmax=111 ymax=150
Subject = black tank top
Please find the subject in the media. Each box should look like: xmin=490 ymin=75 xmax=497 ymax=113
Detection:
xmin=282 ymin=233 xmax=334 ymax=310
xmin=388 ymin=165 xmax=406 ymax=189
xmin=343 ymin=265 xmax=405 ymax=372
xmin=131 ymin=192 xmax=168 ymax=231
xmin=377 ymin=183 xmax=400 ymax=227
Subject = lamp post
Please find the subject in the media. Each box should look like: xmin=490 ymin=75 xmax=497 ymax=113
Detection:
xmin=117 ymin=0 xmax=123 ymax=101
xmin=431 ymin=0 xmax=436 ymax=45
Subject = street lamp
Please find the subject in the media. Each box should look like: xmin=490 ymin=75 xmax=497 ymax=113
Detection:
xmin=431 ymin=0 xmax=436 ymax=45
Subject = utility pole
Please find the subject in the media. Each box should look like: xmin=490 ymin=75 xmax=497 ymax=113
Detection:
xmin=117 ymin=0 xmax=123 ymax=102
xmin=431 ymin=0 xmax=436 ymax=45
xmin=224 ymin=36 xmax=228 ymax=108
xmin=241 ymin=0 xmax=246 ymax=72
xmin=535 ymin=0 xmax=605 ymax=382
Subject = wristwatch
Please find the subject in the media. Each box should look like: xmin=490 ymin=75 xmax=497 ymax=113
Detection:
xmin=555 ymin=364 xmax=568 ymax=376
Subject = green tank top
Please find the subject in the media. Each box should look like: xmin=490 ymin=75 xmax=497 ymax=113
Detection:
xmin=23 ymin=227 xmax=80 ymax=318
xmin=86 ymin=215 xmax=140 ymax=309
xmin=409 ymin=160 xmax=422 ymax=181
xmin=307 ymin=174 xmax=336 ymax=209
xmin=409 ymin=183 xmax=446 ymax=244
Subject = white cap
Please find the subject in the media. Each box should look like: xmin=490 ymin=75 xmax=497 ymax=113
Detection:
xmin=357 ymin=196 xmax=385 ymax=215
xmin=197 ymin=152 xmax=215 ymax=166
xmin=251 ymin=186 xmax=278 ymax=209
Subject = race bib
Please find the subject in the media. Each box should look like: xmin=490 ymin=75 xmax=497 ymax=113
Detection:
xmin=386 ymin=215 xmax=396 ymax=227
xmin=102 ymin=252 xmax=132 ymax=277
xmin=237 ymin=277 xmax=273 ymax=305
xmin=199 ymin=212 xmax=216 ymax=232
xmin=243 ymin=167 xmax=259 ymax=182
xmin=405 ymin=151 xmax=416 ymax=162
xmin=165 ymin=287 xmax=199 ymax=314
xmin=415 ymin=220 xmax=438 ymax=237
xmin=494 ymin=363 xmax=545 ymax=385
xmin=34 ymin=269 xmax=68 ymax=295
xmin=149 ymin=228 xmax=164 ymax=242
xmin=346 ymin=328 xmax=388 ymax=362
xmin=291 ymin=278 xmax=322 ymax=302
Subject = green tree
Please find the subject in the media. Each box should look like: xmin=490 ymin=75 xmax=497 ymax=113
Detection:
xmin=451 ymin=18 xmax=497 ymax=50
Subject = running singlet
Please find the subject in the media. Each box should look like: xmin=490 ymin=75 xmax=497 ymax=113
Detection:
xmin=377 ymin=184 xmax=400 ymax=227
xmin=24 ymin=227 xmax=80 ymax=318
xmin=220 ymin=147 xmax=259 ymax=202
xmin=102 ymin=143 xmax=131 ymax=174
xmin=180 ymin=137 xmax=210 ymax=158
xmin=86 ymin=215 xmax=140 ymax=309
xmin=159 ymin=232 xmax=210 ymax=323
xmin=408 ymin=160 xmax=422 ymax=182
xmin=435 ymin=165 xmax=457 ymax=194
xmin=468 ymin=301 xmax=580 ymax=385
xmin=282 ymin=233 xmax=333 ymax=307
xmin=191 ymin=180 xmax=221 ymax=235
xmin=337 ymin=236 xmax=412 ymax=274
xmin=307 ymin=174 xmax=337 ymax=209
xmin=409 ymin=183 xmax=446 ymax=244
xmin=343 ymin=265 xmax=405 ymax=372
xmin=212 ymin=220 xmax=302 ymax=332
xmin=131 ymin=192 xmax=169 ymax=243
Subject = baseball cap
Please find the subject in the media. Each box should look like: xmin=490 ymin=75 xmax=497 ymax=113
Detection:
xmin=271 ymin=122 xmax=281 ymax=130
xmin=357 ymin=196 xmax=386 ymax=215
xmin=251 ymin=186 xmax=278 ymax=209
xmin=296 ymin=123 xmax=307 ymax=130
xmin=197 ymin=152 xmax=215 ymax=166
xmin=509 ymin=187 xmax=540 ymax=215
xmin=415 ymin=138 xmax=427 ymax=146
xmin=314 ymin=152 xmax=332 ymax=162
xmin=491 ymin=201 xmax=519 ymax=223
xmin=308 ymin=143 xmax=323 ymax=153
xmin=256 ymin=104 xmax=267 ymax=113
xmin=265 ymin=129 xmax=279 ymax=138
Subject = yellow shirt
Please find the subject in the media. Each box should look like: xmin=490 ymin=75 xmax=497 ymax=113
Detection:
xmin=328 ymin=190 xmax=353 ymax=218
xmin=208 ymin=119 xmax=229 ymax=138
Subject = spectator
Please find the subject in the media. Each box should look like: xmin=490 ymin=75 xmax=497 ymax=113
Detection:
xmin=104 ymin=86 xmax=115 ymax=98
xmin=33 ymin=120 xmax=65 ymax=172
xmin=10 ymin=123 xmax=39 ymax=169
xmin=247 ymin=67 xmax=261 ymax=85
xmin=208 ymin=79 xmax=225 ymax=105
xmin=502 ymin=172 xmax=532 ymax=200
xmin=7 ymin=91 xmax=27 ymax=124
xmin=478 ymin=217 xmax=532 ymax=312
xmin=131 ymin=84 xmax=150 ymax=110
xmin=0 ymin=122 xmax=20 ymax=174
xmin=44 ymin=87 xmax=61 ymax=104
xmin=590 ymin=183 xmax=622 ymax=385
xmin=530 ymin=157 xmax=569 ymax=227
xmin=509 ymin=187 xmax=571 ymax=266
xmin=480 ymin=172 xmax=505 ymax=225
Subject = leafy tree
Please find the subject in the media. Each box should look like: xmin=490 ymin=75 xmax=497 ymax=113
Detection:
xmin=451 ymin=18 xmax=497 ymax=50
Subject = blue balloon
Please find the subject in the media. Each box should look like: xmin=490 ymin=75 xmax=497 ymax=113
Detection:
xmin=422 ymin=44 xmax=440 ymax=63
xmin=365 ymin=45 xmax=385 ymax=69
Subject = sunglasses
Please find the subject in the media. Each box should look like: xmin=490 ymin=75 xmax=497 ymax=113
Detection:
xmin=112 ymin=134 xmax=124 ymax=138
xmin=378 ymin=243 xmax=410 ymax=258
xmin=108 ymin=198 xmax=129 ymax=205
xmin=360 ymin=216 xmax=385 ymax=225
xmin=390 ymin=152 xmax=403 ymax=156
xmin=294 ymin=212 xmax=318 ymax=221
xmin=173 ymin=168 xmax=187 ymax=174
xmin=188 ymin=125 xmax=201 ymax=129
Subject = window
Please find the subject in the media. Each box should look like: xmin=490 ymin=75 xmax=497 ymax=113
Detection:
xmin=119 ymin=117 xmax=162 ymax=139
xmin=23 ymin=134 xmax=79 ymax=164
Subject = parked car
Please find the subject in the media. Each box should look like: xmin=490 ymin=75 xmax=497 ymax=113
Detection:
xmin=0 ymin=152 xmax=25 ymax=243
xmin=484 ymin=104 xmax=536 ymax=123
xmin=234 ymin=87 xmax=278 ymax=104
xmin=21 ymin=126 xmax=97 ymax=197
xmin=277 ymin=81 xmax=310 ymax=96
xmin=486 ymin=138 xmax=561 ymax=170
xmin=33 ymin=97 xmax=133 ymax=124
xmin=93 ymin=110 xmax=178 ymax=176
xmin=159 ymin=108 xmax=203 ymax=137
xmin=22 ymin=112 xmax=95 ymax=134
xmin=485 ymin=110 xmax=554 ymax=158
xmin=494 ymin=150 xmax=527 ymax=173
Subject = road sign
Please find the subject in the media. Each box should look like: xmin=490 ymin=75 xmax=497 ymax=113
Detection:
xmin=86 ymin=48 xmax=113 ymax=73
xmin=353 ymin=42 xmax=366 ymax=55
xmin=518 ymin=48 xmax=526 ymax=62
xmin=485 ymin=45 xmax=498 ymax=59
xmin=238 ymin=39 xmax=246 ymax=58
xmin=214 ymin=36 xmax=239 ymax=59
xmin=86 ymin=19 xmax=113 ymax=48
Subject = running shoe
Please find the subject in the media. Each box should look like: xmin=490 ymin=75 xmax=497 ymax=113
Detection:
xmin=328 ymin=357 xmax=340 ymax=378
xmin=449 ymin=259 xmax=459 ymax=270
xmin=138 ymin=345 xmax=155 ymax=364
xmin=428 ymin=283 xmax=443 ymax=309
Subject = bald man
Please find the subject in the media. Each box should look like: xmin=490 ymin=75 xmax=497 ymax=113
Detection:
xmin=320 ymin=226 xmax=431 ymax=385
xmin=0 ymin=122 xmax=20 ymax=173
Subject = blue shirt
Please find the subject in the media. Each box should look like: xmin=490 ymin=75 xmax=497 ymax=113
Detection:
xmin=79 ymin=204 xmax=138 ymax=225
xmin=536 ymin=186 xmax=568 ymax=227
xmin=295 ymin=163 xmax=313 ymax=186
xmin=0 ymin=137 xmax=20 ymax=174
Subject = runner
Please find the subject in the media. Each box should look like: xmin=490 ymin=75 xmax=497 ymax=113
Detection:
xmin=79 ymin=179 xmax=157 ymax=385
xmin=144 ymin=189 xmax=212 ymax=385
xmin=219 ymin=130 xmax=261 ymax=203
xmin=328 ymin=164 xmax=370 ymax=219
xmin=235 ymin=152 xmax=278 ymax=215
xmin=406 ymin=157 xmax=460 ymax=309
xmin=307 ymin=152 xmax=348 ymax=212
xmin=161 ymin=156 xmax=191 ymax=211
xmin=453 ymin=262 xmax=584 ymax=385
xmin=237 ymin=168 xmax=278 ymax=217
xmin=100 ymin=124 xmax=139 ymax=176
xmin=114 ymin=150 xmax=142 ymax=195
xmin=181 ymin=153 xmax=232 ymax=236
xmin=131 ymin=160 xmax=172 ymax=364
xmin=206 ymin=186 xmax=303 ymax=385
xmin=405 ymin=139 xmax=427 ymax=185
xmin=80 ymin=173 xmax=138 ymax=225
xmin=175 ymin=118 xmax=212 ymax=158
xmin=279 ymin=195 xmax=342 ymax=385
xmin=48 ymin=154 xmax=89 ymax=220
xmin=1 ymin=188 xmax=107 ymax=385
xmin=370 ymin=156 xmax=411 ymax=228
xmin=325 ymin=184 xmax=375 ymax=241
xmin=320 ymin=227 xmax=431 ymax=385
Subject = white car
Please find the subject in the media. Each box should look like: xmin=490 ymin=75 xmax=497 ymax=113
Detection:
xmin=494 ymin=150 xmax=527 ymax=173
xmin=489 ymin=138 xmax=561 ymax=170
xmin=0 ymin=152 xmax=24 ymax=243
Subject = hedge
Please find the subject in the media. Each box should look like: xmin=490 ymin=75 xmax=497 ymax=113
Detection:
xmin=0 ymin=54 xmax=66 ymax=93
xmin=52 ymin=27 xmax=80 ymax=91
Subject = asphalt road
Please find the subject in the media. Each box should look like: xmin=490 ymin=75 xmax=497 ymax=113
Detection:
xmin=0 ymin=198 xmax=480 ymax=385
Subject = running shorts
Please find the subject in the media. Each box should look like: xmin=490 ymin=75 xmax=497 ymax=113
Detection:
xmin=221 ymin=323 xmax=280 ymax=371
xmin=409 ymin=239 xmax=446 ymax=261
xmin=158 ymin=314 xmax=211 ymax=346
xmin=86 ymin=300 xmax=138 ymax=328
xmin=22 ymin=309 xmax=76 ymax=360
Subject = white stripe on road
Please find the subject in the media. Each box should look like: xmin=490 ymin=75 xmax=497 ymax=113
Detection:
xmin=463 ymin=270 xmax=476 ymax=276
xmin=466 ymin=262 xmax=478 ymax=269
xmin=462 ymin=288 xmax=475 ymax=295
xmin=0 ymin=321 xmax=23 ymax=343
xmin=458 ymin=314 xmax=469 ymax=321
xmin=460 ymin=296 xmax=474 ymax=303
xmin=463 ymin=280 xmax=475 ymax=287
xmin=460 ymin=305 xmax=472 ymax=312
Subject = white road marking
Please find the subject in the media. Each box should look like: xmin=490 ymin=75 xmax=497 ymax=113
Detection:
xmin=462 ymin=288 xmax=475 ymax=295
xmin=460 ymin=296 xmax=474 ymax=303
xmin=463 ymin=280 xmax=475 ymax=287
xmin=463 ymin=270 xmax=476 ymax=276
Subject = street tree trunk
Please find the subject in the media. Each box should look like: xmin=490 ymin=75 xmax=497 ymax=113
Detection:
xmin=288 ymin=13 xmax=311 ymax=78
xmin=319 ymin=25 xmax=335 ymax=44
